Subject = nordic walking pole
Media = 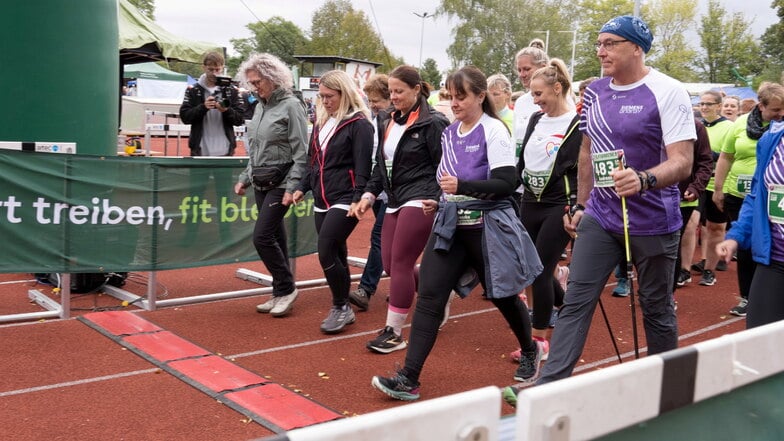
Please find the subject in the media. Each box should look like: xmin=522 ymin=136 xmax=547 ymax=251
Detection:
xmin=598 ymin=297 xmax=623 ymax=363
xmin=618 ymin=152 xmax=640 ymax=359
xmin=566 ymin=194 xmax=622 ymax=363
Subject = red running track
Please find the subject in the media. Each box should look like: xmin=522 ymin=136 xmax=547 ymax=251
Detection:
xmin=0 ymin=137 xmax=747 ymax=439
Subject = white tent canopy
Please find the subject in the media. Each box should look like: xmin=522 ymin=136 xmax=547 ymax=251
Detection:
xmin=124 ymin=62 xmax=188 ymax=100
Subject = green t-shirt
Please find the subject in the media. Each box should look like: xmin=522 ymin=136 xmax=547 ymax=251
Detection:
xmin=721 ymin=113 xmax=767 ymax=198
xmin=498 ymin=107 xmax=514 ymax=134
xmin=704 ymin=118 xmax=733 ymax=192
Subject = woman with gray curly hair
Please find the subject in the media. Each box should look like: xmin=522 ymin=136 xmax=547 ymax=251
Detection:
xmin=234 ymin=53 xmax=308 ymax=318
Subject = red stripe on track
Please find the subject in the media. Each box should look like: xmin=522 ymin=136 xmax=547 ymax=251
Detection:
xmin=124 ymin=331 xmax=212 ymax=361
xmin=78 ymin=311 xmax=342 ymax=432
xmin=226 ymin=384 xmax=343 ymax=429
xmin=82 ymin=310 xmax=162 ymax=335
xmin=168 ymin=355 xmax=269 ymax=393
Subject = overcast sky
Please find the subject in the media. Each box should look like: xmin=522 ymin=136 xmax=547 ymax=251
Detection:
xmin=154 ymin=0 xmax=777 ymax=71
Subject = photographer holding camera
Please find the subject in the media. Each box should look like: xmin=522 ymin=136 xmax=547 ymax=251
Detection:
xmin=180 ymin=51 xmax=244 ymax=157
xmin=178 ymin=51 xmax=244 ymax=246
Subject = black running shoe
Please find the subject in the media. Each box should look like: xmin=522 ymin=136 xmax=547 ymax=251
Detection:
xmin=699 ymin=269 xmax=716 ymax=286
xmin=371 ymin=372 xmax=420 ymax=401
xmin=367 ymin=326 xmax=407 ymax=354
xmin=514 ymin=340 xmax=544 ymax=382
xmin=676 ymin=269 xmax=692 ymax=287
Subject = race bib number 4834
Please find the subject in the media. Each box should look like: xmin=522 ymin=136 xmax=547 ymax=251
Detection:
xmin=592 ymin=150 xmax=622 ymax=188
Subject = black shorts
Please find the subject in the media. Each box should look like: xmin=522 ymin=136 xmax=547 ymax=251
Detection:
xmin=679 ymin=205 xmax=697 ymax=232
xmin=699 ymin=190 xmax=729 ymax=224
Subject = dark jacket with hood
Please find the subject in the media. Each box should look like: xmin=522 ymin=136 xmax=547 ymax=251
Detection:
xmin=679 ymin=118 xmax=712 ymax=200
xmin=298 ymin=111 xmax=375 ymax=209
xmin=179 ymin=78 xmax=245 ymax=156
xmin=364 ymin=96 xmax=449 ymax=208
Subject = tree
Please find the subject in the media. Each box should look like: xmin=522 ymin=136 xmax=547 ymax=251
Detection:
xmin=759 ymin=0 xmax=784 ymax=84
xmin=164 ymin=60 xmax=203 ymax=79
xmin=439 ymin=0 xmax=574 ymax=87
xmin=572 ymin=0 xmax=637 ymax=81
xmin=646 ymin=0 xmax=698 ymax=82
xmin=306 ymin=0 xmax=404 ymax=71
xmin=227 ymin=16 xmax=309 ymax=73
xmin=128 ymin=0 xmax=155 ymax=19
xmin=420 ymin=58 xmax=442 ymax=88
xmin=696 ymin=0 xmax=760 ymax=84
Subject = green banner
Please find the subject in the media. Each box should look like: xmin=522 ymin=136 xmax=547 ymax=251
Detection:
xmin=0 ymin=150 xmax=317 ymax=273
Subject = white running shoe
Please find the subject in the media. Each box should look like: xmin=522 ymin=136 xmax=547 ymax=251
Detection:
xmin=270 ymin=289 xmax=298 ymax=317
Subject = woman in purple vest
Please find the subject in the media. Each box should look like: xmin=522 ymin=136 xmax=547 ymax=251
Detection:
xmin=371 ymin=66 xmax=543 ymax=401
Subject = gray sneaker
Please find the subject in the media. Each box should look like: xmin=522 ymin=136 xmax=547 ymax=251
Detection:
xmin=320 ymin=305 xmax=356 ymax=334
xmin=270 ymin=289 xmax=298 ymax=317
xmin=349 ymin=286 xmax=371 ymax=312
xmin=256 ymin=296 xmax=279 ymax=313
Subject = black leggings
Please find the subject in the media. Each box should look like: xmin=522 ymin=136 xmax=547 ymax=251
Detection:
xmin=521 ymin=203 xmax=570 ymax=330
xmin=673 ymin=205 xmax=697 ymax=291
xmin=253 ymin=187 xmax=294 ymax=296
xmin=315 ymin=209 xmax=359 ymax=307
xmin=401 ymin=227 xmax=534 ymax=383
xmin=747 ymin=260 xmax=784 ymax=328
xmin=724 ymin=194 xmax=756 ymax=299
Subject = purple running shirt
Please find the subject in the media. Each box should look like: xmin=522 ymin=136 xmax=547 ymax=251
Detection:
xmin=764 ymin=136 xmax=784 ymax=262
xmin=581 ymin=68 xmax=696 ymax=235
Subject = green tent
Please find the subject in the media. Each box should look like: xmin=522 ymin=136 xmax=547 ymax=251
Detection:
xmin=118 ymin=0 xmax=222 ymax=64
xmin=123 ymin=62 xmax=187 ymax=81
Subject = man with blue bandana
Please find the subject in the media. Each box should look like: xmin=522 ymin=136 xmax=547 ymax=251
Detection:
xmin=529 ymin=15 xmax=696 ymax=387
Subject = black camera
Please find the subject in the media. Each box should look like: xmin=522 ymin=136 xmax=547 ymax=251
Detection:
xmin=213 ymin=76 xmax=233 ymax=108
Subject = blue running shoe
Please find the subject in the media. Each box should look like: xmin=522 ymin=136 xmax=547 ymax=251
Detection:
xmin=612 ymin=278 xmax=630 ymax=297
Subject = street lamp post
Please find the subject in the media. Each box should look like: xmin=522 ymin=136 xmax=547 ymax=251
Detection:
xmin=534 ymin=30 xmax=550 ymax=53
xmin=558 ymin=30 xmax=578 ymax=79
xmin=413 ymin=11 xmax=433 ymax=68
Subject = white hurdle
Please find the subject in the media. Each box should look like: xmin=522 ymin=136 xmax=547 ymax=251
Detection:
xmin=261 ymin=386 xmax=501 ymax=441
xmin=254 ymin=322 xmax=784 ymax=441
xmin=514 ymin=320 xmax=784 ymax=441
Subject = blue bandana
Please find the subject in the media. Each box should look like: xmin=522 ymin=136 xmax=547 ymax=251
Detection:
xmin=599 ymin=15 xmax=653 ymax=53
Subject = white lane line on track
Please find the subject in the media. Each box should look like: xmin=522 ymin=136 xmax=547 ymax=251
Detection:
xmin=0 ymin=369 xmax=158 ymax=397
xmin=574 ymin=315 xmax=745 ymax=372
xmin=0 ymin=311 xmax=744 ymax=398
xmin=0 ymin=279 xmax=36 ymax=285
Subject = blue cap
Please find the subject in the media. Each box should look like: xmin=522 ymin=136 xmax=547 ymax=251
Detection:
xmin=599 ymin=15 xmax=653 ymax=53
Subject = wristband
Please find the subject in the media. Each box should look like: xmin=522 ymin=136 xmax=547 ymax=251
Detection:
xmin=360 ymin=192 xmax=376 ymax=203
xmin=569 ymin=203 xmax=585 ymax=217
xmin=636 ymin=170 xmax=647 ymax=193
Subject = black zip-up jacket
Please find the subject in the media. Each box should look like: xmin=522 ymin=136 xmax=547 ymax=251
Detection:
xmin=298 ymin=112 xmax=374 ymax=209
xmin=179 ymin=82 xmax=245 ymax=156
xmin=516 ymin=111 xmax=581 ymax=206
xmin=364 ymin=96 xmax=449 ymax=208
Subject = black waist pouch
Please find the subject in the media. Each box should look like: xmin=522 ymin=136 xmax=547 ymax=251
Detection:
xmin=252 ymin=162 xmax=294 ymax=191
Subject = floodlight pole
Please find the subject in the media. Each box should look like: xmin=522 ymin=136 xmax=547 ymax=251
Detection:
xmin=558 ymin=30 xmax=578 ymax=79
xmin=534 ymin=30 xmax=550 ymax=53
xmin=413 ymin=12 xmax=433 ymax=68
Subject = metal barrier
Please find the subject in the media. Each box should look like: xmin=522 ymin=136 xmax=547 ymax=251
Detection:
xmin=139 ymin=110 xmax=245 ymax=157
